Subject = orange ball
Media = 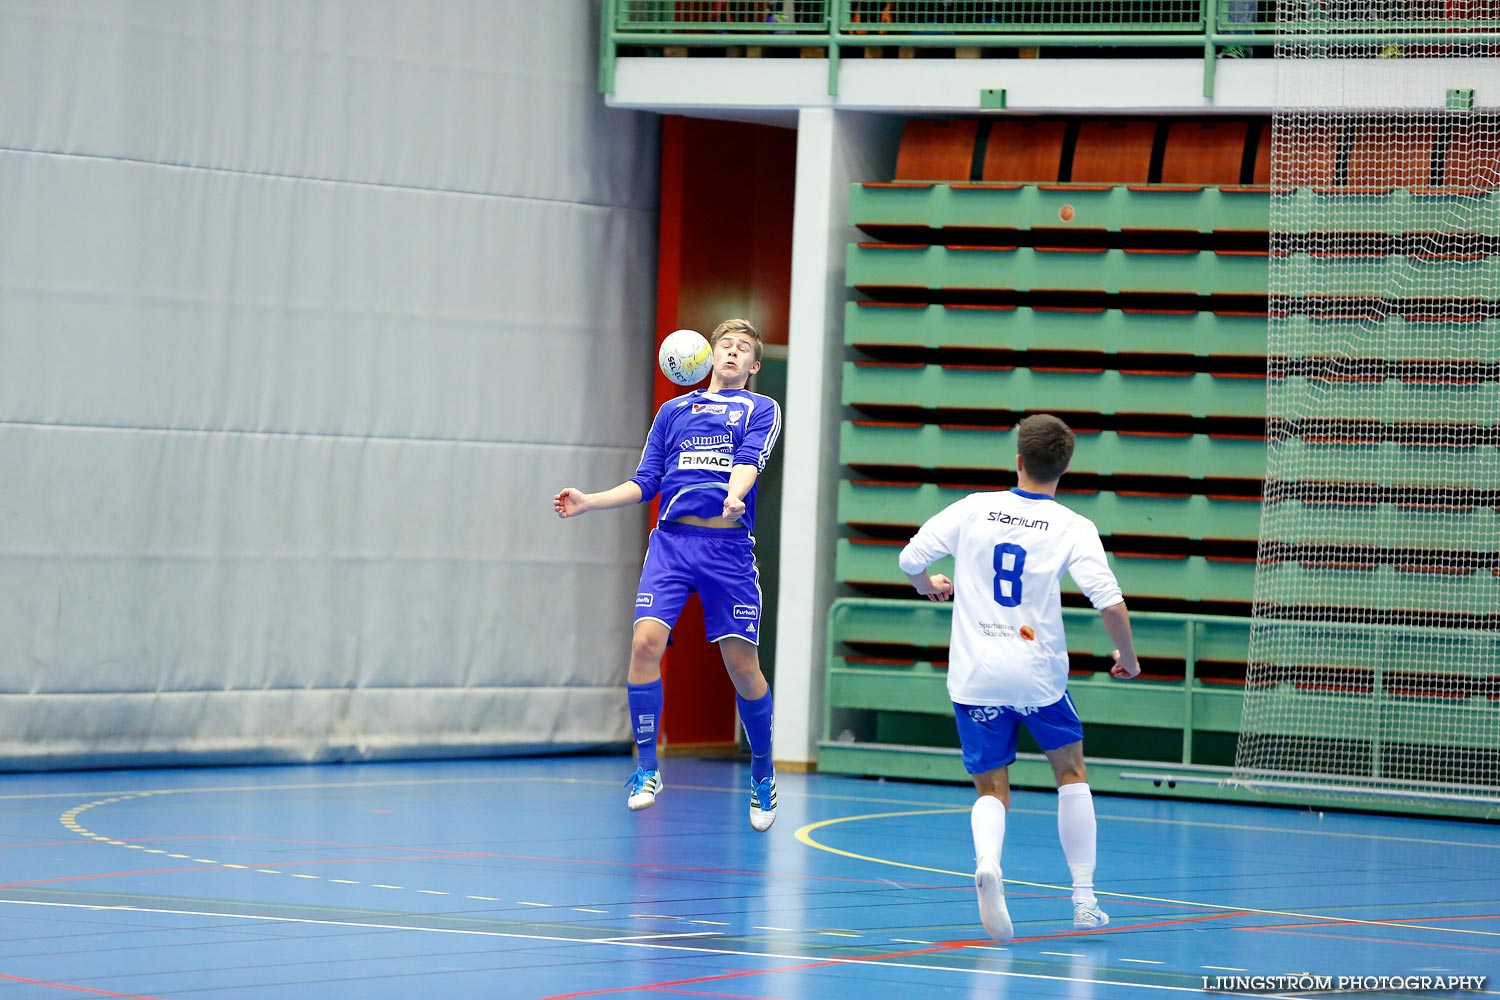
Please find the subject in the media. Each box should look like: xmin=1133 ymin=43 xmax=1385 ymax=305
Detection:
xmin=1060 ymin=204 xmax=1075 ymax=222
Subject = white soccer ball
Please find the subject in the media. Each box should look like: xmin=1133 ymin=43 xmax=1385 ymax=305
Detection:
xmin=658 ymin=328 xmax=713 ymax=386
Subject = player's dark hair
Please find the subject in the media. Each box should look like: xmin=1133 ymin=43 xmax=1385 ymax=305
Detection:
xmin=1017 ymin=414 xmax=1075 ymax=482
xmin=712 ymin=318 xmax=763 ymax=363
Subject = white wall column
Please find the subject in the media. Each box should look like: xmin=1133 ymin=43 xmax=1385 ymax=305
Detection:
xmin=773 ymin=109 xmax=901 ymax=767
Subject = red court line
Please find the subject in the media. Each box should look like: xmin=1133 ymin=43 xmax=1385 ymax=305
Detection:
xmin=540 ymin=960 xmax=833 ymax=999
xmin=54 ymin=833 xmax=487 ymax=857
xmin=1255 ymin=912 xmax=1500 ymax=929
xmin=1012 ymin=909 xmax=1252 ymax=943
xmin=0 ymin=840 xmax=102 ymax=849
xmin=37 ymin=836 xmax=959 ymax=890
xmin=92 ymin=834 xmax=486 ymax=855
xmin=1240 ymin=915 xmax=1500 ymax=954
xmin=541 ymin=911 xmax=1252 ymax=998
xmin=7 ymin=843 xmax=956 ymax=892
xmin=0 ymin=973 xmax=167 ymax=1000
xmin=0 ymin=866 xmax=235 ymax=888
xmin=0 ymin=853 xmax=491 ymax=888
xmin=488 ymin=853 xmax=958 ymax=890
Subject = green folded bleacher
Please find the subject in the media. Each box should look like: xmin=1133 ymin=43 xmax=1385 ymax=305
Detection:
xmin=823 ymin=116 xmax=1500 ymax=814
xmin=841 ymin=422 xmax=1267 ymax=479
xmin=1269 ymin=377 xmax=1500 ymax=425
xmin=1255 ymin=560 xmax=1498 ymax=618
xmin=823 ymin=116 xmax=1280 ymax=795
xmin=821 ymin=599 xmax=1255 ymax=789
xmin=1261 ymin=497 xmax=1495 ymax=549
xmin=846 ymin=301 xmax=1270 ymax=356
xmin=839 ymin=481 xmax=1264 ymax=540
xmin=845 ymin=362 xmax=1269 ymax=418
xmin=1270 ymin=438 xmax=1499 ymax=489
xmin=853 ymin=182 xmax=1272 ymax=234
xmin=848 ymin=244 xmax=1269 ymax=296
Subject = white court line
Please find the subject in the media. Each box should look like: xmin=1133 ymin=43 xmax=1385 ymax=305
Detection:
xmin=796 ymin=812 xmax=1500 ymax=939
xmin=600 ymin=931 xmax=724 ymax=942
xmin=21 ymin=777 xmax=1500 ymax=852
xmin=0 ymin=898 xmax=1301 ymax=998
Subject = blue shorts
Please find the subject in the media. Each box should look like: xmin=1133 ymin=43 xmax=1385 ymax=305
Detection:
xmin=634 ymin=521 xmax=762 ymax=645
xmin=951 ymin=693 xmax=1084 ymax=775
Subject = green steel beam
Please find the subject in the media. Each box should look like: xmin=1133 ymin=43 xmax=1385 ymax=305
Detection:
xmin=599 ymin=1 xmax=1500 ymax=97
xmin=813 ymin=744 xmax=1500 ymax=819
xmin=600 ymin=0 xmax=617 ymax=95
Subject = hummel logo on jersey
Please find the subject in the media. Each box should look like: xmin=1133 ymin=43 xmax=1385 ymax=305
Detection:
xmin=679 ymin=451 xmax=732 ymax=470
xmin=693 ymin=403 xmax=728 ymax=415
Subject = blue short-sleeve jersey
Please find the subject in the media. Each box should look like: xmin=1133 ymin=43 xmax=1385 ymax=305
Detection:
xmin=629 ymin=387 xmax=782 ymax=533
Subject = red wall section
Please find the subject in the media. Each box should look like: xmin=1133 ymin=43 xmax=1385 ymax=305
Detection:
xmin=651 ymin=114 xmax=795 ymax=748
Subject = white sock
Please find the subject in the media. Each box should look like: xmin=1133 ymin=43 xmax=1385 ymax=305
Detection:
xmin=971 ymin=795 xmax=1006 ymax=869
xmin=1057 ymin=782 xmax=1098 ymax=906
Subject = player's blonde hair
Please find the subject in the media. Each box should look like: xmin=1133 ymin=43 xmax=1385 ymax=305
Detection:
xmin=711 ymin=318 xmax=763 ymax=363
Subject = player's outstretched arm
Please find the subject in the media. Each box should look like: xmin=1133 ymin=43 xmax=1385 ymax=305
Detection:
xmin=1099 ymin=600 xmax=1140 ymax=678
xmin=553 ymin=482 xmax=644 ymax=519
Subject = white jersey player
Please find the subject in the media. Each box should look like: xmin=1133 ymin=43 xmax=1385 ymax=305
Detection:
xmin=898 ymin=414 xmax=1140 ymax=942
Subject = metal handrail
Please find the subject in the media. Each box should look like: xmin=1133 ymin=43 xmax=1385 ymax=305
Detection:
xmin=601 ymin=0 xmax=1500 ymax=97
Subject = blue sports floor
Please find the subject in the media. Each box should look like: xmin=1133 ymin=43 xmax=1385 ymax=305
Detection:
xmin=0 ymin=755 xmax=1495 ymax=999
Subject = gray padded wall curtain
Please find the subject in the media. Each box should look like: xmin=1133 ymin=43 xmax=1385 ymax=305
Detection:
xmin=0 ymin=0 xmax=659 ymax=766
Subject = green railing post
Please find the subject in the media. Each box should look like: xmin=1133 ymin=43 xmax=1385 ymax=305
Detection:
xmin=1201 ymin=0 xmax=1220 ymax=98
xmin=829 ymin=21 xmax=842 ymax=96
xmin=1183 ymin=619 xmax=1199 ymax=764
xmin=599 ymin=0 xmax=617 ymax=95
xmin=1372 ymin=633 xmax=1387 ymax=782
xmin=823 ymin=599 xmax=848 ymax=745
xmin=598 ymin=3 xmax=1500 ymax=95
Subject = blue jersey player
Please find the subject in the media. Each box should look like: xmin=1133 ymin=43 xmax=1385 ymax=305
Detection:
xmin=553 ymin=319 xmax=782 ymax=832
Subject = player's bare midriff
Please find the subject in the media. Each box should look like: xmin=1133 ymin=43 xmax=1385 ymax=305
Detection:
xmin=669 ymin=515 xmax=747 ymax=530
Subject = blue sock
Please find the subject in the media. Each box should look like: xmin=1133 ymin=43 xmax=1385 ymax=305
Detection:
xmin=736 ymin=688 xmax=774 ymax=783
xmin=628 ymin=679 xmax=663 ymax=772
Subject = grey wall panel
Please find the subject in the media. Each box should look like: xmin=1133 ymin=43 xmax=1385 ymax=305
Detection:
xmin=0 ymin=688 xmax=627 ymax=766
xmin=0 ymin=424 xmax=642 ymax=695
xmin=0 ymin=151 xmax=652 ymax=447
xmin=0 ymin=0 xmax=656 ymax=211
xmin=0 ymin=0 xmax=658 ymax=765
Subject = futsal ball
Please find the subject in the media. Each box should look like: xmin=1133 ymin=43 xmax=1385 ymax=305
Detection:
xmin=658 ymin=329 xmax=713 ymax=386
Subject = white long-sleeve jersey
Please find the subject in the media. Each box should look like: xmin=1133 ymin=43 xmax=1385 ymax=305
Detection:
xmin=897 ymin=487 xmax=1123 ymax=708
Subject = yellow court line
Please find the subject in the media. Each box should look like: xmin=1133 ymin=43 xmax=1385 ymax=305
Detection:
xmin=794 ymin=809 xmax=1500 ymax=939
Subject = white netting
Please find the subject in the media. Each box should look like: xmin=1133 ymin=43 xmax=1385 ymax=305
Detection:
xmin=1235 ymin=8 xmax=1500 ymax=804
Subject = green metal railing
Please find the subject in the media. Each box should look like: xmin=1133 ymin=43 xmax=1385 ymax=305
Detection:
xmin=600 ymin=0 xmax=1500 ymax=97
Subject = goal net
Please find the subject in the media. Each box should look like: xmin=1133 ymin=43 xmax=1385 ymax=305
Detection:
xmin=1235 ymin=1 xmax=1500 ymax=805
